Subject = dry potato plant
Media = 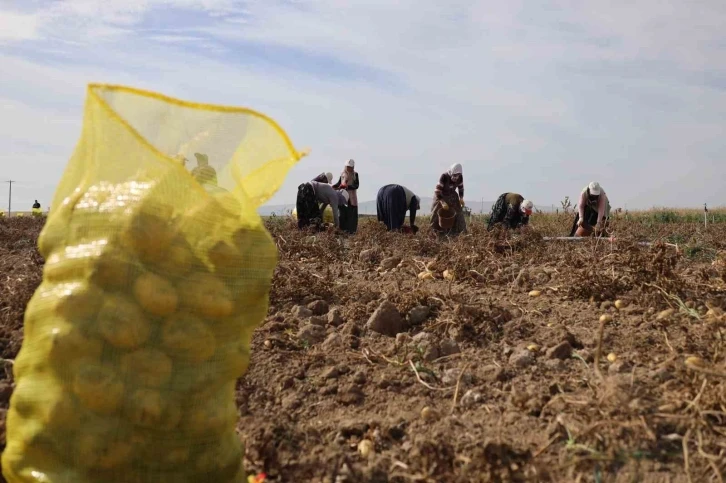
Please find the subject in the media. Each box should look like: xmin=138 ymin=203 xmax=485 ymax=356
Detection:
xmin=1 ymin=214 xmax=725 ymax=483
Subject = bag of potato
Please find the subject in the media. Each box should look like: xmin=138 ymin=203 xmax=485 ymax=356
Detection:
xmin=3 ymin=84 xmax=305 ymax=483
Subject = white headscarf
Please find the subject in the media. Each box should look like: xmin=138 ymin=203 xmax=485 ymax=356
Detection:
xmin=448 ymin=163 xmax=463 ymax=176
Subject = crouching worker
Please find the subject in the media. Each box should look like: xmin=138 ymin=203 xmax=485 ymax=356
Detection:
xmin=570 ymin=181 xmax=611 ymax=237
xmin=487 ymin=193 xmax=533 ymax=231
xmin=297 ymin=180 xmax=349 ymax=231
xmin=376 ymin=184 xmax=420 ymax=232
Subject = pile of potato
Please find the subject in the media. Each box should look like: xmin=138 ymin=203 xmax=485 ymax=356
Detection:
xmin=4 ymin=180 xmax=276 ymax=482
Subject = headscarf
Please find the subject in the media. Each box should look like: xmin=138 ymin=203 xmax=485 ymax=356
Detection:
xmin=448 ymin=163 xmax=463 ymax=176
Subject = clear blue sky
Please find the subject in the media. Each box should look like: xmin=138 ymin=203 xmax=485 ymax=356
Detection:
xmin=1 ymin=0 xmax=725 ymax=211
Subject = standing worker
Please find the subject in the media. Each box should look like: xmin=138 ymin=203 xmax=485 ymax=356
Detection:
xmin=376 ymin=184 xmax=420 ymax=232
xmin=190 ymin=153 xmax=228 ymax=194
xmin=431 ymin=164 xmax=466 ymax=235
xmin=487 ymin=193 xmax=533 ymax=231
xmin=570 ymin=181 xmax=611 ymax=237
xmin=431 ymin=172 xmax=467 ymax=235
xmin=296 ymin=180 xmax=348 ymax=230
xmin=31 ymin=200 xmax=42 ymax=217
xmin=333 ymin=159 xmax=359 ymax=234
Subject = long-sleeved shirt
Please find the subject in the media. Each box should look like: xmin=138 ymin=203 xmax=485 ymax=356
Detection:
xmin=435 ymin=173 xmax=464 ymax=201
xmin=578 ymin=186 xmax=610 ymax=224
xmin=333 ymin=171 xmax=359 ymax=207
xmin=501 ymin=193 xmax=529 ymax=229
xmin=310 ymin=181 xmax=344 ymax=227
xmin=488 ymin=192 xmax=529 ymax=230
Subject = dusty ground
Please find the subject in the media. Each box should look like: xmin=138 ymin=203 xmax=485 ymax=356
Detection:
xmin=1 ymin=215 xmax=725 ymax=482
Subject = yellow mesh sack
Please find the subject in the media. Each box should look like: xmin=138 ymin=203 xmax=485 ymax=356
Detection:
xmin=3 ymin=84 xmax=305 ymax=483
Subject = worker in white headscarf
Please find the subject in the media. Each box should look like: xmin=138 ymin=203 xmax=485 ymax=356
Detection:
xmin=487 ymin=193 xmax=533 ymax=231
xmin=570 ymin=181 xmax=611 ymax=236
xmin=431 ymin=164 xmax=467 ymax=235
xmin=333 ymin=159 xmax=359 ymax=234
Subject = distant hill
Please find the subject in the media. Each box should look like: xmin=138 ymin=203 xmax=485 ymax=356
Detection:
xmin=259 ymin=197 xmax=559 ymax=216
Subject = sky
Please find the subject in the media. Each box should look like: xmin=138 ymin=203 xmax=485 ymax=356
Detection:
xmin=1 ymin=0 xmax=725 ymax=212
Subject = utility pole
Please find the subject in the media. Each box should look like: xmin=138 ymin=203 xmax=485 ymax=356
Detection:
xmin=5 ymin=180 xmax=13 ymax=217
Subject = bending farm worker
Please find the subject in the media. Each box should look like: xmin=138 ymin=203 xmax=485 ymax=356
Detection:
xmin=570 ymin=181 xmax=611 ymax=237
xmin=431 ymin=171 xmax=467 ymax=236
xmin=487 ymin=193 xmax=533 ymax=231
xmin=296 ymin=181 xmax=323 ymax=230
xmin=297 ymin=180 xmax=347 ymax=230
xmin=376 ymin=184 xmax=420 ymax=232
xmin=332 ymin=159 xmax=359 ymax=234
xmin=312 ymin=172 xmax=333 ymax=184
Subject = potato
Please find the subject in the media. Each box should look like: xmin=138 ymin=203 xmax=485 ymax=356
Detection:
xmin=185 ymin=391 xmax=238 ymax=434
xmin=47 ymin=282 xmax=103 ymax=322
xmin=92 ymin=250 xmax=139 ymax=290
xmin=202 ymin=238 xmax=244 ymax=274
xmin=168 ymin=365 xmax=220 ymax=398
xmin=44 ymin=243 xmax=104 ymax=283
xmin=45 ymin=395 xmax=82 ymax=431
xmin=178 ymin=273 xmax=234 ymax=319
xmin=77 ymin=432 xmax=133 ymax=469
xmin=133 ymin=432 xmax=190 ymax=468
xmin=161 ymin=314 xmax=216 ymax=363
xmin=98 ymin=294 xmax=150 ymax=349
xmin=48 ymin=322 xmax=103 ymax=370
xmin=120 ymin=349 xmax=173 ymax=388
xmin=124 ymin=388 xmax=180 ymax=430
xmin=133 ymin=272 xmax=179 ymax=317
xmin=123 ymin=212 xmax=176 ymax=264
xmin=153 ymin=236 xmax=194 ymax=279
xmin=73 ymin=364 xmax=124 ymax=415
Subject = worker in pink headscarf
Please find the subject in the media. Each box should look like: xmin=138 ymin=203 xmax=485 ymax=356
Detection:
xmin=333 ymin=159 xmax=359 ymax=234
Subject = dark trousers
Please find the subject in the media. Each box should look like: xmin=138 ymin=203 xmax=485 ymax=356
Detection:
xmin=340 ymin=205 xmax=358 ymax=234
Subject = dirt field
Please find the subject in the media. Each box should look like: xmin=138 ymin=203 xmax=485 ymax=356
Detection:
xmin=1 ymin=215 xmax=725 ymax=482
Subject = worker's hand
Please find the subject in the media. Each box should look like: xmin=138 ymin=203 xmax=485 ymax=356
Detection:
xmin=441 ymin=201 xmax=449 ymax=211
xmin=460 ymin=199 xmax=465 ymax=207
xmin=577 ymin=218 xmax=584 ymax=227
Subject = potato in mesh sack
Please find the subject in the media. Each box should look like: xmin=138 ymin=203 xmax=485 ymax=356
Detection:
xmin=3 ymin=84 xmax=304 ymax=483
